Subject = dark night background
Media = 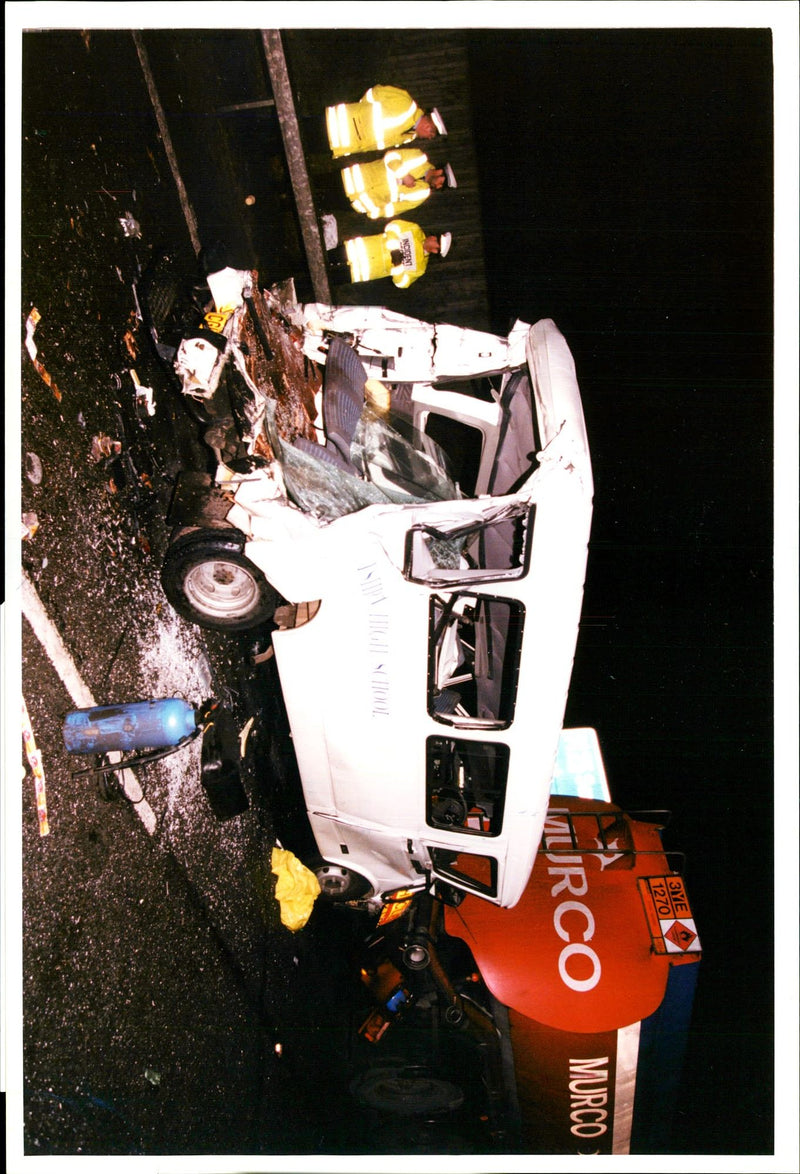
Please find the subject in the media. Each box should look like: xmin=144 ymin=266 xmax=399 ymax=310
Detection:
xmin=465 ymin=26 xmax=775 ymax=1154
xmin=10 ymin=13 xmax=789 ymax=1164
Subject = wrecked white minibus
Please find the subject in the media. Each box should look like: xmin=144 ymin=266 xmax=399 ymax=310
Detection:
xmin=155 ymin=274 xmax=593 ymax=909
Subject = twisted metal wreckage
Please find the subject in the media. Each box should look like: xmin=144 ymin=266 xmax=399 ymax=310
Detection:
xmin=138 ymin=262 xmax=700 ymax=1154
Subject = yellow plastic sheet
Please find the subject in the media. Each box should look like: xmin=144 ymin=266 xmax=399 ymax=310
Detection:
xmin=271 ymin=846 xmax=321 ymax=931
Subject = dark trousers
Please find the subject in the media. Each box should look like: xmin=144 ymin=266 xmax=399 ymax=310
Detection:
xmin=326 ymin=244 xmax=353 ymax=285
xmin=314 ymin=167 xmax=350 ymax=212
xmin=297 ymin=112 xmax=331 ymax=156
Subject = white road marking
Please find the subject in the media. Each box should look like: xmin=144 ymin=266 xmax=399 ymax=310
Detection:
xmin=21 ymin=571 xmax=157 ymax=836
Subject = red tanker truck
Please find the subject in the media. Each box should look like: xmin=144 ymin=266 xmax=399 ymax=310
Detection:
xmin=346 ymin=728 xmax=701 ymax=1155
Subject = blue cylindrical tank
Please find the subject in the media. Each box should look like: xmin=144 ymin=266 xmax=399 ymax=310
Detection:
xmin=63 ymin=698 xmax=199 ymax=754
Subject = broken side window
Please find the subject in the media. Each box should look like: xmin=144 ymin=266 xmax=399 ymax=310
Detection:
xmin=428 ymin=593 xmax=524 ymax=727
xmin=404 ymin=502 xmax=534 ymax=586
xmin=429 ymin=846 xmax=499 ymax=898
xmin=426 ymin=735 xmax=509 ymax=837
xmin=421 ymin=413 xmax=485 ymax=497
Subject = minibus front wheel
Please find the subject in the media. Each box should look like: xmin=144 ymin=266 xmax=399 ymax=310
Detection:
xmin=161 ymin=528 xmax=279 ymax=633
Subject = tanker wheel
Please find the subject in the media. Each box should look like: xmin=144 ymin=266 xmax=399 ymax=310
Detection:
xmin=351 ymin=1065 xmax=464 ymax=1116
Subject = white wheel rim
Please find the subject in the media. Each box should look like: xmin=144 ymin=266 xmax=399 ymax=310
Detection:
xmin=316 ymin=865 xmax=353 ymax=897
xmin=184 ymin=559 xmax=260 ymax=621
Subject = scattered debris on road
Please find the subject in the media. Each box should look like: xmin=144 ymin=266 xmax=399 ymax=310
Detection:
xmin=24 ymin=306 xmax=64 ymax=401
xmin=90 ymin=434 xmax=123 ymax=463
xmin=129 ymin=368 xmax=155 ymax=416
xmin=118 ymin=211 xmax=142 ymax=239
xmin=22 ymin=696 xmax=51 ymax=836
xmin=22 ymin=512 xmax=40 ymax=541
xmin=25 ymin=452 xmax=44 ymax=485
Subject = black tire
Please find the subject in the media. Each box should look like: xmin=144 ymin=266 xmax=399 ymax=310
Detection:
xmin=161 ymin=528 xmax=278 ymax=633
xmin=351 ymin=1066 xmax=464 ymax=1116
xmin=308 ymin=857 xmax=372 ymax=902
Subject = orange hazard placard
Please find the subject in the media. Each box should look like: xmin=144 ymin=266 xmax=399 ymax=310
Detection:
xmin=638 ymin=875 xmax=700 ymax=956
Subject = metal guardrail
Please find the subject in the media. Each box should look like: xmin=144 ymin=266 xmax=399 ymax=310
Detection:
xmin=131 ymin=31 xmax=202 ymax=257
xmin=260 ymin=30 xmax=332 ymax=303
xmin=133 ymin=28 xmax=330 ymax=300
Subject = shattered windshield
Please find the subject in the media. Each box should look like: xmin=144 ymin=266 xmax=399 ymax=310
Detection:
xmin=353 ymin=408 xmax=460 ymax=504
xmin=261 ymin=400 xmax=462 ymax=523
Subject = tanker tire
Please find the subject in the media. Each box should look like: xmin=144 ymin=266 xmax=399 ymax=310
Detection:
xmin=351 ymin=1065 xmax=464 ymax=1116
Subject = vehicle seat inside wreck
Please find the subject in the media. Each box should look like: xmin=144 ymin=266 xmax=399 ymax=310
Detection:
xmin=292 ymin=337 xmax=365 ymax=474
xmin=284 ymin=337 xmax=461 ymax=510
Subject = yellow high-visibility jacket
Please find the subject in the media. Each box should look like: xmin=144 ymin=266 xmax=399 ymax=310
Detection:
xmin=344 ymin=220 xmax=430 ymax=288
xmin=326 ymin=85 xmax=423 ymax=158
xmin=341 ymin=149 xmax=433 ymax=219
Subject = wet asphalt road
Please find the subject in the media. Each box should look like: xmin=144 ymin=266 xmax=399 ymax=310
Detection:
xmin=16 ymin=28 xmax=363 ymax=1160
xmin=13 ymin=23 xmax=783 ymax=1166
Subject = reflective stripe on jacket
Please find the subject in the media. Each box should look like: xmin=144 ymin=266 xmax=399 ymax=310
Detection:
xmin=326 ymin=85 xmax=422 ymax=157
xmin=344 ymin=220 xmax=428 ymax=288
xmin=341 ymin=149 xmax=432 ymax=219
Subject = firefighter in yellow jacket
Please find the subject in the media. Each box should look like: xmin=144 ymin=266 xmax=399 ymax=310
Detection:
xmin=341 ymin=151 xmax=457 ymax=220
xmin=325 ymin=85 xmax=446 ymax=158
xmin=339 ymin=221 xmax=452 ymax=289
